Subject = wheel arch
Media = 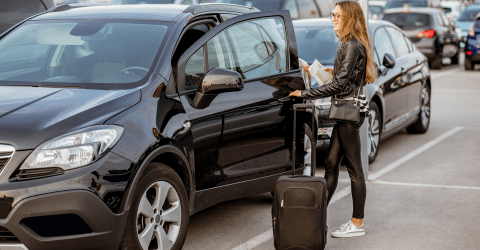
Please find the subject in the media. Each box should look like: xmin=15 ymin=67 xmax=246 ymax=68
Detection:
xmin=119 ymin=142 xmax=194 ymax=215
xmin=370 ymin=94 xmax=384 ymax=132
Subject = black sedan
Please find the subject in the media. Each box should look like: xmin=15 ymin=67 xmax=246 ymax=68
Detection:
xmin=382 ymin=7 xmax=460 ymax=69
xmin=294 ymin=18 xmax=432 ymax=163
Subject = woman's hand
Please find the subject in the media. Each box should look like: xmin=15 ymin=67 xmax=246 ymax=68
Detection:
xmin=324 ymin=67 xmax=333 ymax=75
xmin=301 ymin=62 xmax=311 ymax=76
xmin=289 ymin=90 xmax=302 ymax=97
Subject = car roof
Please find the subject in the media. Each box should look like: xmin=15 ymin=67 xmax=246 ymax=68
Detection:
xmin=292 ymin=18 xmax=397 ymax=33
xmin=32 ymin=3 xmax=258 ymax=22
xmin=384 ymin=7 xmax=441 ymax=14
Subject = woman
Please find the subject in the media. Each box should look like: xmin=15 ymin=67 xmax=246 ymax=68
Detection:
xmin=290 ymin=1 xmax=377 ymax=238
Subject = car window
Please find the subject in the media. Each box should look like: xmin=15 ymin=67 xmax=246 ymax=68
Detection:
xmin=294 ymin=26 xmax=338 ymax=65
xmin=383 ymin=13 xmax=431 ymax=29
xmin=298 ymin=0 xmax=320 ymax=18
xmin=184 ymin=16 xmax=288 ymax=89
xmin=182 ymin=0 xmax=193 ymax=4
xmin=185 ymin=47 xmax=205 ymax=91
xmin=374 ymin=27 xmax=397 ymax=63
xmin=385 ymin=27 xmax=410 ymax=57
xmin=285 ymin=0 xmax=300 ymax=19
xmin=226 ymin=17 xmax=288 ymax=79
xmin=476 ymin=18 xmax=480 ymax=29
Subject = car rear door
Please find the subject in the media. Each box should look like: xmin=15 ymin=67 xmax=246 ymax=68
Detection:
xmin=176 ymin=11 xmax=305 ymax=191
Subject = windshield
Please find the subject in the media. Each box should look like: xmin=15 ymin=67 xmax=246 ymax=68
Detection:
xmin=383 ymin=13 xmax=431 ymax=29
xmin=385 ymin=1 xmax=427 ymax=10
xmin=458 ymin=8 xmax=480 ymax=22
xmin=0 ymin=20 xmax=171 ymax=89
xmin=212 ymin=0 xmax=282 ymax=11
xmin=294 ymin=27 xmax=338 ymax=65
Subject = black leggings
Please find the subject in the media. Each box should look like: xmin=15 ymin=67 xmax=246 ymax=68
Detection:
xmin=324 ymin=115 xmax=366 ymax=219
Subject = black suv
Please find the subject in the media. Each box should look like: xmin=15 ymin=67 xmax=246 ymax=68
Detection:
xmin=0 ymin=4 xmax=313 ymax=250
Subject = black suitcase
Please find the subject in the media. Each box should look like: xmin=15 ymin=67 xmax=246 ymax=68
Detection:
xmin=272 ymin=103 xmax=328 ymax=250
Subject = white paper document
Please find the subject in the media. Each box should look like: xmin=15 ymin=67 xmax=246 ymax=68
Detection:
xmin=308 ymin=59 xmax=333 ymax=86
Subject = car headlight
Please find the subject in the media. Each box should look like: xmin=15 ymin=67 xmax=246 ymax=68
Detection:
xmin=21 ymin=125 xmax=124 ymax=171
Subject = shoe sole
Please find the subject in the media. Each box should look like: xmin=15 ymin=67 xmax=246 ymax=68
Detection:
xmin=331 ymin=231 xmax=365 ymax=238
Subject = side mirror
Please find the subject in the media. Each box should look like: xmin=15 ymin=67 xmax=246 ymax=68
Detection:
xmin=383 ymin=53 xmax=396 ymax=69
xmin=193 ymin=67 xmax=244 ymax=109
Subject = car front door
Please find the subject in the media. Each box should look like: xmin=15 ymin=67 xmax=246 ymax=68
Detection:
xmin=385 ymin=26 xmax=422 ymax=120
xmin=373 ymin=26 xmax=408 ymax=133
xmin=176 ymin=11 xmax=304 ymax=192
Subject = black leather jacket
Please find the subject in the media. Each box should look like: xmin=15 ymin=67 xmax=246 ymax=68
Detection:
xmin=301 ymin=39 xmax=367 ymax=100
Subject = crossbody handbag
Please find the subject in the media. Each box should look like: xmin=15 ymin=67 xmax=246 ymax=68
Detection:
xmin=328 ymin=85 xmax=362 ymax=124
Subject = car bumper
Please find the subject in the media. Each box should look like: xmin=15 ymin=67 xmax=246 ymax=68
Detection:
xmin=0 ymin=151 xmax=133 ymax=250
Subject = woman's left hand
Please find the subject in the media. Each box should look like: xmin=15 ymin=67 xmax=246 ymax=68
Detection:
xmin=289 ymin=90 xmax=302 ymax=97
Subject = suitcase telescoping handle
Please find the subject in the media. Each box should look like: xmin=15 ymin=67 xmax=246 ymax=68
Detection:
xmin=292 ymin=103 xmax=315 ymax=176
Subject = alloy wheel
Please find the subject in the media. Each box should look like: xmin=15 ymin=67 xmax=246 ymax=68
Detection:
xmin=368 ymin=109 xmax=380 ymax=159
xmin=421 ymin=87 xmax=431 ymax=128
xmin=137 ymin=181 xmax=182 ymax=250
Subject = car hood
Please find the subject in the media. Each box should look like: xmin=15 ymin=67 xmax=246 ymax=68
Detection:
xmin=0 ymin=86 xmax=141 ymax=150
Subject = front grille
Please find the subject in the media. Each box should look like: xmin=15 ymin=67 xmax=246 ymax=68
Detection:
xmin=0 ymin=145 xmax=14 ymax=174
xmin=0 ymin=227 xmax=20 ymax=243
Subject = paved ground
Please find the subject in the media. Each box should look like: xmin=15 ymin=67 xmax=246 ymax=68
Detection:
xmin=183 ymin=55 xmax=480 ymax=250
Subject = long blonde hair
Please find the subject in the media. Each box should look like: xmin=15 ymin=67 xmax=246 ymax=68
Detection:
xmin=335 ymin=1 xmax=378 ymax=84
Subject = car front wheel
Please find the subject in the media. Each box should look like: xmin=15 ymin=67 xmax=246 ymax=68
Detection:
xmin=120 ymin=163 xmax=189 ymax=250
xmin=407 ymin=84 xmax=431 ymax=134
xmin=368 ymin=102 xmax=382 ymax=163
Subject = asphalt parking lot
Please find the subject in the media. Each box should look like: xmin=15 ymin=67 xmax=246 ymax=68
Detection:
xmin=183 ymin=55 xmax=480 ymax=250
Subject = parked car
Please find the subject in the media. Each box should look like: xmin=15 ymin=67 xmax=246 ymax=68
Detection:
xmin=112 ymin=0 xmax=199 ymax=4
xmin=203 ymin=0 xmax=333 ymax=19
xmin=383 ymin=7 xmax=460 ymax=69
xmin=456 ymin=4 xmax=480 ymax=48
xmin=441 ymin=0 xmax=462 ymax=23
xmin=0 ymin=3 xmax=314 ymax=250
xmin=369 ymin=0 xmax=386 ymax=20
xmin=464 ymin=13 xmax=480 ymax=70
xmin=294 ymin=18 xmax=431 ymax=163
xmin=0 ymin=0 xmax=55 ymax=35
xmin=384 ymin=0 xmax=441 ymax=11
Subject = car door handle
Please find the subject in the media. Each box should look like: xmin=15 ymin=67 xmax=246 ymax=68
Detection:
xmin=416 ymin=60 xmax=420 ymax=65
xmin=401 ymin=67 xmax=406 ymax=75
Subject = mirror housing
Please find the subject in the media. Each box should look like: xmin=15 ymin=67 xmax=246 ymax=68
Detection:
xmin=383 ymin=53 xmax=396 ymax=69
xmin=193 ymin=67 xmax=244 ymax=109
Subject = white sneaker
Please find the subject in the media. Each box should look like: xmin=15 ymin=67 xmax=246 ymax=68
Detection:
xmin=331 ymin=220 xmax=365 ymax=238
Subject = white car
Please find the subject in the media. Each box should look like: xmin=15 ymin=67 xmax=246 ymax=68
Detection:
xmin=441 ymin=1 xmax=462 ymax=22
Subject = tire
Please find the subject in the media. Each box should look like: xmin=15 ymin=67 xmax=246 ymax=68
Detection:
xmin=430 ymin=55 xmax=442 ymax=69
xmin=464 ymin=58 xmax=474 ymax=70
xmin=120 ymin=163 xmax=189 ymax=250
xmin=367 ymin=102 xmax=382 ymax=164
xmin=303 ymin=123 xmax=315 ymax=176
xmin=451 ymin=53 xmax=459 ymax=65
xmin=406 ymin=84 xmax=431 ymax=134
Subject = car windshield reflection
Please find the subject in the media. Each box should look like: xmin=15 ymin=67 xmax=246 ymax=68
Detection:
xmin=0 ymin=20 xmax=171 ymax=89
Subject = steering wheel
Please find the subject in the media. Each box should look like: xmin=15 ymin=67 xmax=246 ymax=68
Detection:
xmin=120 ymin=66 xmax=149 ymax=77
